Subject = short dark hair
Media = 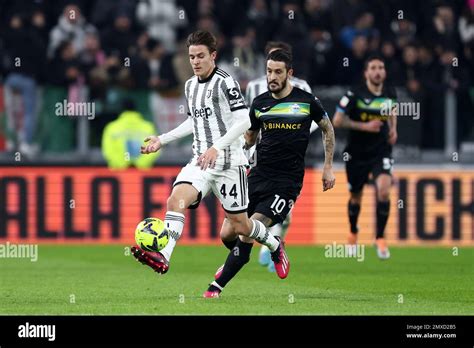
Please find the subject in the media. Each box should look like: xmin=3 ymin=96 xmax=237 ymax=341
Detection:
xmin=267 ymin=49 xmax=293 ymax=70
xmin=364 ymin=54 xmax=385 ymax=70
xmin=264 ymin=41 xmax=292 ymax=56
xmin=186 ymin=30 xmax=217 ymax=53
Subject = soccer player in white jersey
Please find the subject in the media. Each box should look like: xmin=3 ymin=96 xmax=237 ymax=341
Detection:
xmin=131 ymin=30 xmax=290 ymax=279
xmin=245 ymin=42 xmax=319 ymax=273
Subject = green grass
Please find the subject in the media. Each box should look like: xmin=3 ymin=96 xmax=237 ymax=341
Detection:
xmin=0 ymin=245 xmax=472 ymax=315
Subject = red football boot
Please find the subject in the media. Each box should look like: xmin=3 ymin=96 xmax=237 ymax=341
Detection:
xmin=202 ymin=289 xmax=221 ymax=298
xmin=271 ymin=237 xmax=290 ymax=279
xmin=131 ymin=245 xmax=169 ymax=274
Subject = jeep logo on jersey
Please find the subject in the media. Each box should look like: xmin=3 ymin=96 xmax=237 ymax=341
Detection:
xmin=192 ymin=106 xmax=212 ymax=119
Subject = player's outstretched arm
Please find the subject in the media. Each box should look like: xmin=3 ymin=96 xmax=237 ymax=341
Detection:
xmin=141 ymin=117 xmax=193 ymax=154
xmin=317 ymin=115 xmax=336 ymax=191
xmin=332 ymin=111 xmax=382 ymax=133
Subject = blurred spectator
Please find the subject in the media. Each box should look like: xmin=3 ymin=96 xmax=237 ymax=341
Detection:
xmin=247 ymin=0 xmax=274 ymax=52
xmin=129 ymin=38 xmax=179 ymax=94
xmin=304 ymin=0 xmax=332 ymax=32
xmin=430 ymin=4 xmax=461 ymax=54
xmin=207 ymin=0 xmax=249 ymax=38
xmin=331 ymin=0 xmax=370 ymax=32
xmin=459 ymin=0 xmax=474 ymax=82
xmin=48 ymin=4 xmax=97 ymax=58
xmin=459 ymin=0 xmax=474 ymax=45
xmin=307 ymin=24 xmax=334 ymax=86
xmin=102 ymin=99 xmax=159 ymax=170
xmin=438 ymin=48 xmax=473 ymax=146
xmin=274 ymin=0 xmax=310 ymax=78
xmin=172 ymin=40 xmax=195 ymax=89
xmin=31 ymin=8 xmax=49 ymax=46
xmin=136 ymin=0 xmax=187 ymax=53
xmin=340 ymin=11 xmax=379 ymax=50
xmin=90 ymin=0 xmax=136 ymax=30
xmin=390 ymin=18 xmax=417 ymax=51
xmin=336 ymin=34 xmax=368 ymax=84
xmin=219 ymin=26 xmax=264 ymax=90
xmin=380 ymin=40 xmax=403 ymax=82
xmin=3 ymin=14 xmax=45 ymax=155
xmin=78 ymin=29 xmax=108 ymax=97
xmin=399 ymin=44 xmax=422 ymax=97
xmin=101 ymin=13 xmax=137 ymax=61
xmin=48 ymin=40 xmax=82 ymax=87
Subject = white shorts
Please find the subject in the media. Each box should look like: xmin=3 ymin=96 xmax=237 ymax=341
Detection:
xmin=173 ymin=163 xmax=248 ymax=214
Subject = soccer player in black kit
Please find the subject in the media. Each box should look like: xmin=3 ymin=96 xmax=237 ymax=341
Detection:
xmin=333 ymin=55 xmax=397 ymax=260
xmin=203 ymin=49 xmax=336 ymax=298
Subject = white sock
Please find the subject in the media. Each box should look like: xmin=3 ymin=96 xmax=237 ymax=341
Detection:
xmin=261 ymin=223 xmax=282 ymax=255
xmin=160 ymin=211 xmax=185 ymax=261
xmin=269 ymin=223 xmax=283 ymax=238
xmin=249 ymin=219 xmax=279 ymax=252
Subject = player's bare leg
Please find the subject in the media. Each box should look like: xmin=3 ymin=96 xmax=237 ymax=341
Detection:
xmin=374 ymin=174 xmax=392 ymax=259
xmin=132 ymin=184 xmax=198 ymax=274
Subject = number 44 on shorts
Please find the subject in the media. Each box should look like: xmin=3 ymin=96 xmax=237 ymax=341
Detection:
xmin=220 ymin=183 xmax=238 ymax=199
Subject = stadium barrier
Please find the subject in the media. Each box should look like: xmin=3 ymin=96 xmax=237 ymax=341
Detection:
xmin=0 ymin=166 xmax=472 ymax=245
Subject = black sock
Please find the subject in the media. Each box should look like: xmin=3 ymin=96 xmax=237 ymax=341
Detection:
xmin=214 ymin=240 xmax=253 ymax=289
xmin=207 ymin=284 xmax=221 ymax=292
xmin=376 ymin=200 xmax=390 ymax=239
xmin=222 ymin=238 xmax=238 ymax=251
xmin=348 ymin=201 xmax=361 ymax=233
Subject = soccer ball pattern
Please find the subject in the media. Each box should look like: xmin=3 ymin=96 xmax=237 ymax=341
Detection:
xmin=135 ymin=218 xmax=169 ymax=252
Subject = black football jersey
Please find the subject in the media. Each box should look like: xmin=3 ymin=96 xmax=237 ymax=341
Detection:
xmin=337 ymin=84 xmax=397 ymax=157
xmin=249 ymin=87 xmax=327 ymax=184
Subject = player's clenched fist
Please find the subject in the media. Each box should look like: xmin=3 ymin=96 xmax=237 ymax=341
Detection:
xmin=141 ymin=135 xmax=162 ymax=154
xmin=322 ymin=165 xmax=336 ymax=191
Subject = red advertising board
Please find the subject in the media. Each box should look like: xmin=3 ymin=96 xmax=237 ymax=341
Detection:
xmin=0 ymin=167 xmax=472 ymax=245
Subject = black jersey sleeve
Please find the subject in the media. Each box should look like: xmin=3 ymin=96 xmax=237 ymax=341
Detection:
xmin=310 ymin=96 xmax=327 ymax=123
xmin=249 ymin=102 xmax=261 ymax=130
xmin=336 ymin=89 xmax=357 ymax=114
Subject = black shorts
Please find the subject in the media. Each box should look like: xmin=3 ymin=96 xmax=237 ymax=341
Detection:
xmin=247 ymin=172 xmax=300 ymax=226
xmin=345 ymin=151 xmax=394 ymax=193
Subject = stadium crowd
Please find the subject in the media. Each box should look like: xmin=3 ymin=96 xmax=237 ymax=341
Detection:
xmin=0 ymin=0 xmax=473 ymax=155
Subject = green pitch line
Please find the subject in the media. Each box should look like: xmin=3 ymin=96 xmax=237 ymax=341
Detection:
xmin=0 ymin=245 xmax=472 ymax=315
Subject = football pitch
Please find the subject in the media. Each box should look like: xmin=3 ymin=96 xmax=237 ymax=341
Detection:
xmin=0 ymin=245 xmax=472 ymax=315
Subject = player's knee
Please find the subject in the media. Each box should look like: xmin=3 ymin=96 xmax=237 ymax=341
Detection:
xmin=220 ymin=226 xmax=236 ymax=241
xmin=377 ymin=190 xmax=390 ymax=201
xmin=350 ymin=192 xmax=362 ymax=204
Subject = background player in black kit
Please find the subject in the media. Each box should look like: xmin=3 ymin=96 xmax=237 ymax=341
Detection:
xmin=203 ymin=49 xmax=335 ymax=298
xmin=333 ymin=55 xmax=397 ymax=260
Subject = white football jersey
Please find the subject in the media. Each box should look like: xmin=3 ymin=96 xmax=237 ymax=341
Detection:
xmin=185 ymin=67 xmax=248 ymax=170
